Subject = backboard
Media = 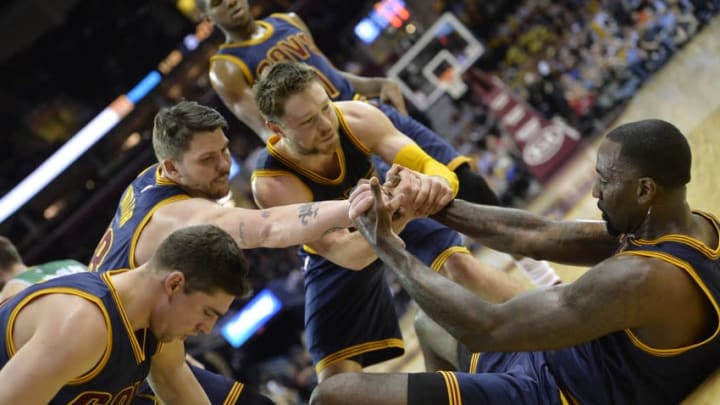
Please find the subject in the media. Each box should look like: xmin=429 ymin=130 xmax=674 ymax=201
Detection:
xmin=387 ymin=12 xmax=484 ymax=111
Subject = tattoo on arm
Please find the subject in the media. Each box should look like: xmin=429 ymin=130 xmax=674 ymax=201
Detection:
xmin=261 ymin=211 xmax=271 ymax=218
xmin=298 ymin=203 xmax=319 ymax=226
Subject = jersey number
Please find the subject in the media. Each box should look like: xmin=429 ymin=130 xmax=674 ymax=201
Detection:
xmin=89 ymin=228 xmax=113 ymax=272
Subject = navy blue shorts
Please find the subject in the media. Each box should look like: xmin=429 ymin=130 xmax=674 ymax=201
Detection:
xmin=302 ymin=256 xmax=405 ymax=373
xmin=302 ymin=218 xmax=468 ymax=373
xmin=434 ymin=352 xmax=563 ymax=405
xmin=133 ymin=364 xmax=271 ymax=404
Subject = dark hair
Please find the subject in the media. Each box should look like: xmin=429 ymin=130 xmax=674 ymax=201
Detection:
xmin=150 ymin=225 xmax=250 ymax=297
xmin=0 ymin=236 xmax=22 ymax=271
xmin=152 ymin=100 xmax=228 ymax=162
xmin=606 ymin=119 xmax=691 ymax=188
xmin=253 ymin=62 xmax=318 ymax=122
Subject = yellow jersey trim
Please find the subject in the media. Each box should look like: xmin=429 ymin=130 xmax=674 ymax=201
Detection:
xmin=627 ymin=210 xmax=720 ymax=258
xmin=128 ymin=194 xmax=191 ymax=268
xmin=468 ymin=352 xmax=481 ymax=373
xmin=250 ymin=168 xmax=315 ymax=201
xmin=219 ymin=20 xmax=275 ymax=47
xmin=315 ymin=338 xmax=404 ymax=374
xmin=438 ymin=370 xmax=462 ymax=405
xmin=617 ymin=250 xmax=720 ymax=356
xmin=5 ymin=287 xmax=113 ymax=385
xmin=430 ymin=246 xmax=471 ymax=273
xmin=102 ymin=271 xmax=148 ymax=364
xmin=266 ymin=131 xmax=348 ymax=186
xmin=446 ymin=155 xmax=474 ymax=172
xmin=209 ymin=54 xmax=255 ymax=88
xmin=223 ymin=381 xmax=245 ymax=405
xmin=335 ymin=104 xmax=372 ymax=155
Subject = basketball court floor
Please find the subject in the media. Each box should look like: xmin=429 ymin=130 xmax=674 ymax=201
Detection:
xmin=367 ymin=15 xmax=720 ymax=404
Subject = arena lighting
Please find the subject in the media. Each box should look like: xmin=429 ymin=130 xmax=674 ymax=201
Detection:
xmin=229 ymin=155 xmax=241 ymax=179
xmin=127 ymin=71 xmax=162 ymax=104
xmin=355 ymin=0 xmax=409 ymax=44
xmin=0 ymin=108 xmax=121 ymax=224
xmin=220 ymin=289 xmax=283 ymax=348
xmin=0 ymin=21 xmax=213 ymax=225
xmin=0 ymin=70 xmax=164 ymax=225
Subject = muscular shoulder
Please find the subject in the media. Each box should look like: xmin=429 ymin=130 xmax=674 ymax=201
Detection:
xmin=12 ymin=293 xmax=109 ymax=382
xmin=334 ymin=100 xmax=381 ymax=120
xmin=335 ymin=101 xmax=398 ymax=150
xmin=209 ymin=57 xmax=250 ymax=94
xmin=15 ymin=293 xmax=108 ymax=350
xmin=335 ymin=101 xmax=389 ymax=135
xmin=566 ymin=253 xmax=702 ymax=324
xmin=252 ymin=173 xmax=312 ymax=208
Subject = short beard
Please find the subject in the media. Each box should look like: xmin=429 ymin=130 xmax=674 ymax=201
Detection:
xmin=602 ymin=212 xmax=621 ymax=237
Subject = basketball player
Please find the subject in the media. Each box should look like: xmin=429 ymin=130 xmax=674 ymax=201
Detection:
xmin=88 ymin=100 xmax=366 ymax=404
xmin=0 ymin=236 xmax=87 ymax=302
xmin=312 ymin=119 xmax=720 ymax=404
xmin=197 ymin=0 xmax=561 ymax=295
xmin=0 ymin=225 xmax=249 ymax=404
xmin=250 ymin=62 xmax=526 ymax=382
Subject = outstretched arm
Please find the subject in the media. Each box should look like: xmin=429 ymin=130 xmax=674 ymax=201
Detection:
xmin=340 ymin=101 xmax=457 ymax=215
xmin=433 ymin=199 xmax=617 ymax=266
xmin=341 ymin=72 xmax=408 ymax=115
xmin=353 ymin=179 xmax=689 ymax=353
xmin=251 ymin=174 xmax=407 ymax=270
xmin=135 ymin=198 xmax=352 ymax=265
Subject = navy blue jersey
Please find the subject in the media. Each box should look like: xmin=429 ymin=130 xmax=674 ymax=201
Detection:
xmin=253 ymin=105 xmax=375 ymax=202
xmin=212 ymin=13 xmax=356 ymax=101
xmin=212 ymin=12 xmax=470 ymax=171
xmin=0 ymin=271 xmax=160 ymax=404
xmin=546 ymin=210 xmax=720 ymax=404
xmin=253 ymin=103 xmax=469 ymax=371
xmin=89 ymin=165 xmax=261 ymax=404
xmin=89 ymin=164 xmax=190 ymax=272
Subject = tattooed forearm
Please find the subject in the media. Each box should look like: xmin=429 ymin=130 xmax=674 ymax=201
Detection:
xmin=298 ymin=203 xmax=319 ymax=226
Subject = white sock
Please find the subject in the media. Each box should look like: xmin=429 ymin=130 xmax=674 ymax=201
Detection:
xmin=516 ymin=258 xmax=561 ymax=287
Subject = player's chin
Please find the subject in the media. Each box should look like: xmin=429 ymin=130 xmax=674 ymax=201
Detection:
xmin=209 ymin=186 xmax=230 ymax=200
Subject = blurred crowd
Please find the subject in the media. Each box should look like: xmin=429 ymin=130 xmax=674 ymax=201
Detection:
xmin=3 ymin=1 xmax=718 ymax=403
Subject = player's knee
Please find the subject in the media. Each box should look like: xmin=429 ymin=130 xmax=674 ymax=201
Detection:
xmin=441 ymin=253 xmax=483 ymax=287
xmin=414 ymin=309 xmax=433 ymax=341
xmin=310 ymin=374 xmax=354 ymax=405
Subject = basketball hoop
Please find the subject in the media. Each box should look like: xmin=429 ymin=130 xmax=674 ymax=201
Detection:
xmin=436 ymin=66 xmax=468 ymax=99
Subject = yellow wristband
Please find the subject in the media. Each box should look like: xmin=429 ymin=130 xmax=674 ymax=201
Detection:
xmin=392 ymin=143 xmax=459 ymax=196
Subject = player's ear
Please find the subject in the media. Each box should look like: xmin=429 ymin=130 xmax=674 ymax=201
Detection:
xmin=164 ymin=271 xmax=185 ymax=295
xmin=162 ymin=159 xmax=181 ymax=179
xmin=636 ymin=177 xmax=657 ymax=204
xmin=266 ymin=121 xmax=284 ymax=137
